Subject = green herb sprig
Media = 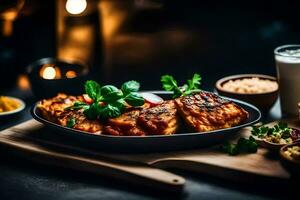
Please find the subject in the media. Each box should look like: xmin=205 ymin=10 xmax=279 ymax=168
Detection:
xmin=66 ymin=80 xmax=144 ymax=119
xmin=222 ymin=136 xmax=258 ymax=156
xmin=161 ymin=73 xmax=201 ymax=98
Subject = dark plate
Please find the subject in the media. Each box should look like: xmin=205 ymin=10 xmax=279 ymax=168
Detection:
xmin=31 ymin=91 xmax=261 ymax=153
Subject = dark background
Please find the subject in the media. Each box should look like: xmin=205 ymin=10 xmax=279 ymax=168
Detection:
xmin=0 ymin=1 xmax=298 ymax=199
xmin=1 ymin=0 xmax=300 ymax=94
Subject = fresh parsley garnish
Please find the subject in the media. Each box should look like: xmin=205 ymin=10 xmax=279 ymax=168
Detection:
xmin=222 ymin=136 xmax=258 ymax=156
xmin=66 ymin=117 xmax=76 ymax=128
xmin=161 ymin=73 xmax=202 ymax=98
xmin=65 ymin=80 xmax=144 ymax=120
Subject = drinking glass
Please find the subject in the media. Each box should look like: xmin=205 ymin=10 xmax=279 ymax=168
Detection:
xmin=274 ymin=44 xmax=300 ymax=116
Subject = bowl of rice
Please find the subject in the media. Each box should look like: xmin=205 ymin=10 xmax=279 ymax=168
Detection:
xmin=215 ymin=74 xmax=278 ymax=112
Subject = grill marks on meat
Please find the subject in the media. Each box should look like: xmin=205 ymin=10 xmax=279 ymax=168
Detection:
xmin=37 ymin=93 xmax=103 ymax=134
xmin=175 ymin=92 xmax=249 ymax=132
xmin=104 ymin=101 xmax=179 ymax=136
xmin=37 ymin=92 xmax=249 ymax=136
xmin=58 ymin=110 xmax=103 ymax=134
xmin=137 ymin=101 xmax=178 ymax=135
xmin=104 ymin=108 xmax=147 ymax=136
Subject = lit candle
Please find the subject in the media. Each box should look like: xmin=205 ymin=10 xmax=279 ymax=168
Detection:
xmin=66 ymin=0 xmax=87 ymax=15
xmin=66 ymin=70 xmax=77 ymax=78
xmin=39 ymin=65 xmax=61 ymax=79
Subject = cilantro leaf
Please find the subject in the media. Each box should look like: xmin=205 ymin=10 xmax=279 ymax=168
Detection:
xmin=186 ymin=73 xmax=201 ymax=90
xmin=161 ymin=75 xmax=182 ymax=98
xmin=161 ymin=73 xmax=202 ymax=99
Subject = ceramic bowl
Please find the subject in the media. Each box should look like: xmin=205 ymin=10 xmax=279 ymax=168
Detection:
xmin=280 ymin=142 xmax=300 ymax=176
xmin=0 ymin=96 xmax=25 ymax=117
xmin=215 ymin=74 xmax=278 ymax=112
xmin=26 ymin=57 xmax=89 ymax=98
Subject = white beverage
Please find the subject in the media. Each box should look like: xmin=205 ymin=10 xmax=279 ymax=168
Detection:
xmin=275 ymin=46 xmax=300 ymax=116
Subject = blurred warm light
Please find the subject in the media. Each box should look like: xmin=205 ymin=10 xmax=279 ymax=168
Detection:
xmin=99 ymin=2 xmax=127 ymax=39
xmin=66 ymin=70 xmax=77 ymax=78
xmin=17 ymin=74 xmax=31 ymax=90
xmin=2 ymin=20 xmax=13 ymax=37
xmin=40 ymin=65 xmax=62 ymax=79
xmin=42 ymin=66 xmax=56 ymax=79
xmin=58 ymin=25 xmax=94 ymax=62
xmin=66 ymin=0 xmax=87 ymax=15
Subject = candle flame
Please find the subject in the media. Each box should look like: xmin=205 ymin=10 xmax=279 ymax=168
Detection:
xmin=66 ymin=0 xmax=87 ymax=15
xmin=66 ymin=70 xmax=77 ymax=78
xmin=42 ymin=66 xmax=56 ymax=79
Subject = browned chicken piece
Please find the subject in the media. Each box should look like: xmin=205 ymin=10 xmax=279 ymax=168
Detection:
xmin=37 ymin=93 xmax=82 ymax=122
xmin=137 ymin=100 xmax=179 ymax=135
xmin=37 ymin=93 xmax=103 ymax=134
xmin=58 ymin=110 xmax=103 ymax=134
xmin=175 ymin=92 xmax=249 ymax=132
xmin=104 ymin=108 xmax=147 ymax=136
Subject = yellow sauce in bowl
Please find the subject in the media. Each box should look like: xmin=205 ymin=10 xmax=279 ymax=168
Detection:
xmin=0 ymin=96 xmax=21 ymax=113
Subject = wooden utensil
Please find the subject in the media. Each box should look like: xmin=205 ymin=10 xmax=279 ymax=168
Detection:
xmin=0 ymin=120 xmax=185 ymax=192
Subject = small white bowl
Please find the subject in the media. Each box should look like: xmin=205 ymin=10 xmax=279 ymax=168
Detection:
xmin=0 ymin=96 xmax=26 ymax=116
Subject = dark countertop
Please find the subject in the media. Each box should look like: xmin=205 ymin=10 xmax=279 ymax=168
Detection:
xmin=0 ymin=88 xmax=290 ymax=200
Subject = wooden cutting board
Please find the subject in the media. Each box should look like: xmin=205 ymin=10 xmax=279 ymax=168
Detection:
xmin=0 ymin=119 xmax=296 ymax=185
xmin=0 ymin=120 xmax=185 ymax=192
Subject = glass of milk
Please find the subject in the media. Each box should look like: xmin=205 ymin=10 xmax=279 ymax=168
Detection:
xmin=275 ymin=44 xmax=300 ymax=116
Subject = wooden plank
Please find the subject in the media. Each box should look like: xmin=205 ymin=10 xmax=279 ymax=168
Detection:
xmin=0 ymin=119 xmax=294 ymax=184
xmin=0 ymin=120 xmax=185 ymax=192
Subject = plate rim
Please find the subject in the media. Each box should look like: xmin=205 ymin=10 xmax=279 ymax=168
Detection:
xmin=31 ymin=91 xmax=261 ymax=139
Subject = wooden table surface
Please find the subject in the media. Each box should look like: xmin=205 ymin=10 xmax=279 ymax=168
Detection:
xmin=0 ymin=88 xmax=294 ymax=200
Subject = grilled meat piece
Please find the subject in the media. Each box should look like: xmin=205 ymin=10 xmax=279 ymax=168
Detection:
xmin=37 ymin=92 xmax=249 ymax=136
xmin=137 ymin=100 xmax=179 ymax=135
xmin=58 ymin=110 xmax=103 ymax=134
xmin=37 ymin=93 xmax=81 ymax=123
xmin=104 ymin=108 xmax=147 ymax=136
xmin=175 ymin=92 xmax=249 ymax=132
xmin=37 ymin=93 xmax=103 ymax=134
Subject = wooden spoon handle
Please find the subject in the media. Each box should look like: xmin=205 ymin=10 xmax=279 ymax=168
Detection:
xmin=0 ymin=136 xmax=185 ymax=192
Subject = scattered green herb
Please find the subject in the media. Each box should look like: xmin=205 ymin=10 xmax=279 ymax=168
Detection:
xmin=222 ymin=141 xmax=239 ymax=155
xmin=161 ymin=73 xmax=202 ymax=98
xmin=251 ymin=122 xmax=297 ymax=144
xmin=65 ymin=80 xmax=144 ymax=120
xmin=251 ymin=122 xmax=292 ymax=139
xmin=66 ymin=117 xmax=76 ymax=128
xmin=65 ymin=102 xmax=89 ymax=111
xmin=222 ymin=136 xmax=258 ymax=156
